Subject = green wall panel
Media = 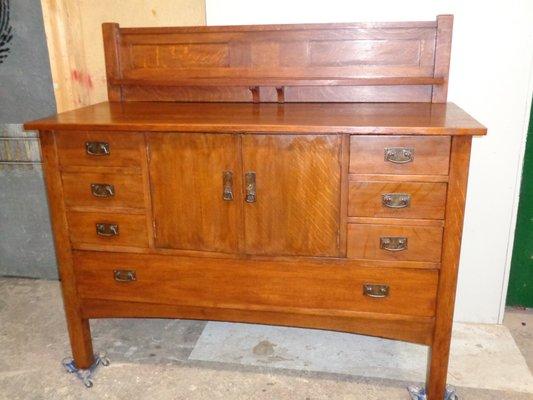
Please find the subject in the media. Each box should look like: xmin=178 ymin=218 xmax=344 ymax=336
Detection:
xmin=507 ymin=100 xmax=533 ymax=307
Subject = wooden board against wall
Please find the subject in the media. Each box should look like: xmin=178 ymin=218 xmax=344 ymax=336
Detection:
xmin=40 ymin=0 xmax=206 ymax=112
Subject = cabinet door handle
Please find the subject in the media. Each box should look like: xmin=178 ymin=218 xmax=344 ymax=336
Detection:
xmin=85 ymin=141 xmax=110 ymax=156
xmin=380 ymin=236 xmax=408 ymax=252
xmin=222 ymin=171 xmax=234 ymax=201
xmin=382 ymin=193 xmax=411 ymax=208
xmin=91 ymin=183 xmax=115 ymax=198
xmin=384 ymin=147 xmax=414 ymax=164
xmin=363 ymin=284 xmax=390 ymax=298
xmin=96 ymin=223 xmax=119 ymax=237
xmin=245 ymin=172 xmax=256 ymax=203
xmin=114 ymin=269 xmax=136 ymax=282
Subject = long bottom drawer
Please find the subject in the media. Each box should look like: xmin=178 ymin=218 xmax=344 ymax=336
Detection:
xmin=73 ymin=251 xmax=438 ymax=318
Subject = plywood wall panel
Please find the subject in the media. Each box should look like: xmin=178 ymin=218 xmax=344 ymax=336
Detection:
xmin=41 ymin=0 xmax=206 ymax=112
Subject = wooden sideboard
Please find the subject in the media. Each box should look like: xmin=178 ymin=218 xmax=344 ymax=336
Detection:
xmin=25 ymin=15 xmax=486 ymax=398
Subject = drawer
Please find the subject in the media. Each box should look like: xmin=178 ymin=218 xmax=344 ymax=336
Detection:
xmin=347 ymin=224 xmax=442 ymax=262
xmin=67 ymin=211 xmax=149 ymax=248
xmin=56 ymin=131 xmax=144 ymax=167
xmin=62 ymin=172 xmax=145 ymax=209
xmin=73 ymin=251 xmax=439 ymax=317
xmin=350 ymin=136 xmax=450 ymax=175
xmin=348 ymin=181 xmax=447 ymax=219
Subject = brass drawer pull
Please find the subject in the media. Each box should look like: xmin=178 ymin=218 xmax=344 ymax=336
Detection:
xmin=91 ymin=183 xmax=115 ymax=198
xmin=222 ymin=171 xmax=234 ymax=201
xmin=363 ymin=284 xmax=390 ymax=298
xmin=380 ymin=236 xmax=408 ymax=252
xmin=113 ymin=269 xmax=136 ymax=282
xmin=384 ymin=147 xmax=414 ymax=164
xmin=382 ymin=193 xmax=411 ymax=208
xmin=85 ymin=141 xmax=110 ymax=156
xmin=245 ymin=171 xmax=256 ymax=203
xmin=96 ymin=223 xmax=119 ymax=237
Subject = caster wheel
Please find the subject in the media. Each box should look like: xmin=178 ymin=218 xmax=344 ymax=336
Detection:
xmin=101 ymin=357 xmax=110 ymax=367
xmin=83 ymin=378 xmax=93 ymax=388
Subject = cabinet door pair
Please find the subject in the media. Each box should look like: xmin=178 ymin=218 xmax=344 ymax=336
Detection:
xmin=148 ymin=133 xmax=341 ymax=257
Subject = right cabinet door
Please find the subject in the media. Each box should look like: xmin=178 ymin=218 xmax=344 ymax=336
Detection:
xmin=242 ymin=134 xmax=341 ymax=257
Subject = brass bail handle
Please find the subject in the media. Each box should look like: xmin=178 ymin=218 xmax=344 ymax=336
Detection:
xmin=245 ymin=172 xmax=256 ymax=203
xmin=222 ymin=171 xmax=234 ymax=201
xmin=384 ymin=147 xmax=414 ymax=164
xmin=85 ymin=141 xmax=110 ymax=156
xmin=382 ymin=193 xmax=411 ymax=209
xmin=380 ymin=236 xmax=408 ymax=252
xmin=114 ymin=270 xmax=136 ymax=283
xmin=96 ymin=223 xmax=119 ymax=237
xmin=91 ymin=183 xmax=115 ymax=198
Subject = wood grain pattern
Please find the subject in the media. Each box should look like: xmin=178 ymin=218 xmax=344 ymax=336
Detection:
xmin=67 ymin=211 xmax=149 ymax=249
xmin=349 ymin=173 xmax=448 ymax=183
xmin=148 ymin=133 xmax=241 ymax=253
xmin=73 ymin=251 xmax=439 ymax=318
xmin=102 ymin=23 xmax=122 ymax=102
xmin=350 ymin=136 xmax=451 ymax=175
xmin=348 ymin=181 xmax=447 ymax=219
xmin=82 ymin=298 xmax=435 ymax=345
xmin=25 ymin=102 xmax=487 ymax=136
xmin=39 ymin=132 xmax=94 ymax=369
xmin=348 ymin=217 xmax=444 ymax=228
xmin=339 ymin=134 xmax=350 ymax=256
xmin=427 ymin=136 xmax=472 ymax=399
xmin=24 ymin=18 xmax=486 ymax=397
xmin=242 ymin=134 xmax=341 ymax=256
xmin=61 ymin=171 xmax=145 ymax=209
xmin=347 ymin=224 xmax=443 ymax=262
xmin=55 ymin=131 xmax=143 ymax=168
xmin=432 ymin=15 xmax=453 ymax=103
xmin=104 ymin=20 xmax=445 ymax=103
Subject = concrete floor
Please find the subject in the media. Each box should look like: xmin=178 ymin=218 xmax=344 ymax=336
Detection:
xmin=1 ymin=277 xmax=532 ymax=400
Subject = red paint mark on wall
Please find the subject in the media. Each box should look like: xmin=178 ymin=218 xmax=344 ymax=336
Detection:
xmin=71 ymin=69 xmax=94 ymax=89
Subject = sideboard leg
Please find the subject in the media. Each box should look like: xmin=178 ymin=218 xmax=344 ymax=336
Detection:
xmin=427 ymin=339 xmax=450 ymax=399
xmin=65 ymin=315 xmax=95 ymax=369
xmin=426 ymin=136 xmax=473 ymax=400
xmin=39 ymin=132 xmax=96 ymax=369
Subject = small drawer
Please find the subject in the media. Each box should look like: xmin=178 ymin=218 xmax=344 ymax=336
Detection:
xmin=67 ymin=211 xmax=149 ymax=248
xmin=347 ymin=224 xmax=442 ymax=262
xmin=73 ymin=251 xmax=439 ymax=317
xmin=62 ymin=172 xmax=145 ymax=209
xmin=56 ymin=131 xmax=143 ymax=167
xmin=348 ymin=181 xmax=447 ymax=219
xmin=350 ymin=136 xmax=450 ymax=175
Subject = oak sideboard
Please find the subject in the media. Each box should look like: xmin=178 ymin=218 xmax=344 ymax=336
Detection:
xmin=25 ymin=15 xmax=486 ymax=398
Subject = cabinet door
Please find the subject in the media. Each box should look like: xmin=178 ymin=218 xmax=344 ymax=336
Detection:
xmin=242 ymin=135 xmax=341 ymax=257
xmin=148 ymin=133 xmax=241 ymax=253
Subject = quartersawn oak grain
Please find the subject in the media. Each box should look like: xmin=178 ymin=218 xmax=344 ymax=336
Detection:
xmin=62 ymin=171 xmax=145 ymax=209
xmin=82 ymin=298 xmax=436 ymax=346
xmin=67 ymin=211 xmax=149 ymax=249
xmin=347 ymin=224 xmax=443 ymax=262
xmin=25 ymin=16 xmax=486 ymax=400
xmin=55 ymin=131 xmax=143 ymax=168
xmin=242 ymin=134 xmax=341 ymax=257
xmin=427 ymin=136 xmax=472 ymax=399
xmin=73 ymin=251 xmax=439 ymax=319
xmin=148 ymin=133 xmax=241 ymax=254
xmin=348 ymin=181 xmax=447 ymax=219
xmin=350 ymin=136 xmax=451 ymax=175
xmin=25 ymin=102 xmax=486 ymax=136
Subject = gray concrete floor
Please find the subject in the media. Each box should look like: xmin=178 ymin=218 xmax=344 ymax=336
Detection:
xmin=504 ymin=307 xmax=533 ymax=372
xmin=0 ymin=277 xmax=532 ymax=400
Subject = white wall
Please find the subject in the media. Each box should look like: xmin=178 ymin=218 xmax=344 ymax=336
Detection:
xmin=206 ymin=0 xmax=533 ymax=323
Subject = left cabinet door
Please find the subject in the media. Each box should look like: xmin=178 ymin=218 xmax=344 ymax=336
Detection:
xmin=148 ymin=133 xmax=241 ymax=253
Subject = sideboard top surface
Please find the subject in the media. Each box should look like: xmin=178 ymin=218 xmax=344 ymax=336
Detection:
xmin=25 ymin=101 xmax=486 ymax=135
